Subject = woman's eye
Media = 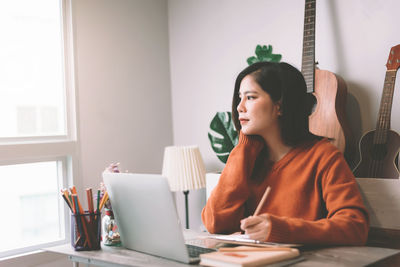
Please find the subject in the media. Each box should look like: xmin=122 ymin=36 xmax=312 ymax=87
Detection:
xmin=247 ymin=96 xmax=256 ymax=100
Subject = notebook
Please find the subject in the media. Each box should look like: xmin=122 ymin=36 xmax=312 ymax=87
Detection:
xmin=200 ymin=246 xmax=301 ymax=267
xmin=102 ymin=172 xmax=216 ymax=263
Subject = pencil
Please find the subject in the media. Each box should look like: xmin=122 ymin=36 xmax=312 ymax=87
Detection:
xmin=71 ymin=194 xmax=80 ymax=239
xmin=86 ymin=188 xmax=94 ymax=213
xmin=253 ymin=186 xmax=271 ymax=216
xmin=96 ymin=190 xmax=101 ymax=212
xmin=73 ymin=194 xmax=92 ymax=248
xmin=86 ymin=188 xmax=94 ymax=224
xmin=61 ymin=194 xmax=72 ymax=211
xmin=62 ymin=189 xmax=73 ymax=210
xmin=99 ymin=191 xmax=109 ymax=211
xmin=70 ymin=192 xmax=76 ymax=213
xmin=70 ymin=186 xmax=77 ymax=195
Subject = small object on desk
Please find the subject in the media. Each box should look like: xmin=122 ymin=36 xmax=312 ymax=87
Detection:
xmin=102 ymin=208 xmax=121 ymax=246
xmin=71 ymin=211 xmax=101 ymax=251
xmin=60 ymin=185 xmax=102 ymax=251
xmin=200 ymin=246 xmax=300 ymax=267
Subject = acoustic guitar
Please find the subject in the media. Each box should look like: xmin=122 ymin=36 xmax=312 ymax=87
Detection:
xmin=353 ymin=44 xmax=400 ymax=179
xmin=301 ymin=0 xmax=355 ymax=162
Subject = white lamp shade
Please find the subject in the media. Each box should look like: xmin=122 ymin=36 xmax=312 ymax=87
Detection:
xmin=162 ymin=146 xmax=206 ymax=191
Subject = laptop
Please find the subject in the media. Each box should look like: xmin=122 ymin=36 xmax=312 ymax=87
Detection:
xmin=102 ymin=172 xmax=215 ymax=264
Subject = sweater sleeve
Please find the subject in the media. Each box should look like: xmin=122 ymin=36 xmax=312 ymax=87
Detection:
xmin=202 ymin=132 xmax=264 ymax=234
xmin=265 ymin=151 xmax=369 ymax=245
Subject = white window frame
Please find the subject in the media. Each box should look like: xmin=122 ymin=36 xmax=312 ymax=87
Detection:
xmin=0 ymin=0 xmax=78 ymax=258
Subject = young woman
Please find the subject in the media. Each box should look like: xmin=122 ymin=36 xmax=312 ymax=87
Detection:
xmin=202 ymin=62 xmax=369 ymax=245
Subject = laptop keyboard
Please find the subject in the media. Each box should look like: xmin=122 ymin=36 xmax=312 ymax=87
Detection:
xmin=186 ymin=244 xmax=216 ymax=258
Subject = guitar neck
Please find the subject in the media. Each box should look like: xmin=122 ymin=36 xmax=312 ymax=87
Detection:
xmin=374 ymin=70 xmax=397 ymax=144
xmin=301 ymin=0 xmax=316 ymax=94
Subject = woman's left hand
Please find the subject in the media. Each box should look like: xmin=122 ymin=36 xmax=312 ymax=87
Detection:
xmin=240 ymin=214 xmax=271 ymax=241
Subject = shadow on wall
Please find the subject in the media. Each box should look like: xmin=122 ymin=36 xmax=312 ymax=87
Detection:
xmin=346 ymin=81 xmax=375 ymax=169
xmin=327 ymin=0 xmax=347 ymax=74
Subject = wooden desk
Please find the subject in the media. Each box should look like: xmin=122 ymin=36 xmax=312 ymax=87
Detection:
xmin=47 ymin=178 xmax=400 ymax=266
xmin=46 ymin=243 xmax=400 ymax=267
xmin=46 ymin=244 xmax=188 ymax=267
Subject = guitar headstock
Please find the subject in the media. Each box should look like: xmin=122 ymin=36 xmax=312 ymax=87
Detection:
xmin=386 ymin=44 xmax=400 ymax=71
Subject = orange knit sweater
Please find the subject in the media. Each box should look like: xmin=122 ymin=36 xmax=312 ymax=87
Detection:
xmin=202 ymin=133 xmax=369 ymax=245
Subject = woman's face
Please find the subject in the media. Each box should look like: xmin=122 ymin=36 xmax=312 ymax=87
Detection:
xmin=237 ymin=75 xmax=281 ymax=136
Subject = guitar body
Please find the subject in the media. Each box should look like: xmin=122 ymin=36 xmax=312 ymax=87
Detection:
xmin=353 ymin=44 xmax=400 ymax=178
xmin=309 ymin=69 xmax=355 ymax=160
xmin=354 ymin=130 xmax=400 ymax=178
xmin=301 ymin=0 xmax=354 ymax=163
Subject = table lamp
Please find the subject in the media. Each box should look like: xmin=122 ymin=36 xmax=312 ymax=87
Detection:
xmin=162 ymin=145 xmax=206 ymax=229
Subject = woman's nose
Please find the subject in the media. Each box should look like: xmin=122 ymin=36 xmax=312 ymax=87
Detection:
xmin=237 ymin=99 xmax=245 ymax=112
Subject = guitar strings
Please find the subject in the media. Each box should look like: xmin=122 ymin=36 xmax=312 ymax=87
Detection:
xmin=369 ymin=72 xmax=396 ymax=177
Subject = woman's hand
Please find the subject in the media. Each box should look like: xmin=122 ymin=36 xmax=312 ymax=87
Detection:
xmin=240 ymin=214 xmax=271 ymax=242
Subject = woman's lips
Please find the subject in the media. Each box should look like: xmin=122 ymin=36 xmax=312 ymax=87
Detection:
xmin=239 ymin=118 xmax=249 ymax=124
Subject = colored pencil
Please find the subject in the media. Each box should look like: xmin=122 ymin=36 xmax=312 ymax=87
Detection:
xmin=61 ymin=189 xmax=73 ymax=210
xmin=254 ymin=186 xmax=271 ymax=216
xmin=86 ymin=188 xmax=94 ymax=213
xmin=99 ymin=191 xmax=109 ymax=211
xmin=61 ymin=194 xmax=72 ymax=211
xmin=73 ymin=194 xmax=92 ymax=248
xmin=86 ymin=188 xmax=94 ymax=224
xmin=70 ymin=186 xmax=77 ymax=194
xmin=96 ymin=190 xmax=101 ymax=212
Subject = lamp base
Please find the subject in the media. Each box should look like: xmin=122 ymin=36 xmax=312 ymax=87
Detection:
xmin=183 ymin=190 xmax=189 ymax=229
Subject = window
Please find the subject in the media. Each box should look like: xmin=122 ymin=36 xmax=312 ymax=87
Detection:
xmin=0 ymin=161 xmax=66 ymax=254
xmin=0 ymin=0 xmax=76 ymax=258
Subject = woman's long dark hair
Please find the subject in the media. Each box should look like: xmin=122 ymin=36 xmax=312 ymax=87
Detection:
xmin=232 ymin=61 xmax=319 ymax=146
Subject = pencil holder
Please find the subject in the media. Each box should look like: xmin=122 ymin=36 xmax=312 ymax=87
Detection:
xmin=71 ymin=211 xmax=101 ymax=251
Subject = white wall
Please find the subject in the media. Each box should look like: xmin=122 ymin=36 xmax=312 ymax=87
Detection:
xmin=168 ymin=0 xmax=400 ymax=229
xmin=73 ymin=0 xmax=173 ymax=190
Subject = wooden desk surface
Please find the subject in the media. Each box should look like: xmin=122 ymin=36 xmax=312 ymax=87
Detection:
xmin=46 ymin=243 xmax=400 ymax=267
xmin=46 ymin=244 xmax=189 ymax=267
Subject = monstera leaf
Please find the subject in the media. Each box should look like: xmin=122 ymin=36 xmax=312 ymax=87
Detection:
xmin=208 ymin=112 xmax=239 ymax=163
xmin=247 ymin=44 xmax=282 ymax=65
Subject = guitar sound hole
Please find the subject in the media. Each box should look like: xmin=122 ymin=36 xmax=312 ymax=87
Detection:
xmin=370 ymin=144 xmax=388 ymax=160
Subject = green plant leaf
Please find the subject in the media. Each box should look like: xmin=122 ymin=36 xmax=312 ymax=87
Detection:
xmin=255 ymin=45 xmax=272 ymax=59
xmin=247 ymin=44 xmax=282 ymax=65
xmin=208 ymin=112 xmax=238 ymax=163
xmin=246 ymin=56 xmax=259 ymax=65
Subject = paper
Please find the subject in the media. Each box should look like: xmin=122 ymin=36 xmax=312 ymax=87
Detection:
xmin=204 ymin=234 xmax=301 ymax=248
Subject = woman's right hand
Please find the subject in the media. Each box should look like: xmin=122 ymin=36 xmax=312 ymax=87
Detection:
xmin=240 ymin=214 xmax=271 ymax=242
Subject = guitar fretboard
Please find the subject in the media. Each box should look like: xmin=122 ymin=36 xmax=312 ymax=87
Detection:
xmin=301 ymin=0 xmax=316 ymax=93
xmin=374 ymin=70 xmax=397 ymax=144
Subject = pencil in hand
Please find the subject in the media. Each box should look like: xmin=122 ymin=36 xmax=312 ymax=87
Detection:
xmin=253 ymin=186 xmax=271 ymax=216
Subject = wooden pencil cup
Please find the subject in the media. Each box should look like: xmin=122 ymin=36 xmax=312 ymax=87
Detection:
xmin=71 ymin=211 xmax=101 ymax=251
